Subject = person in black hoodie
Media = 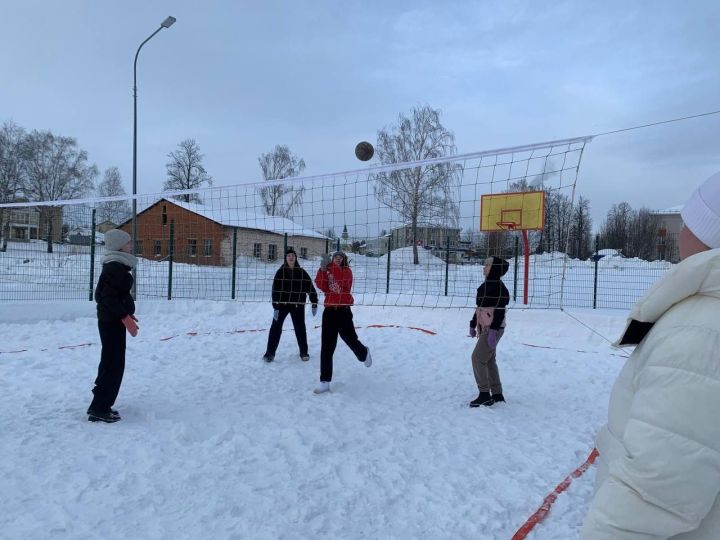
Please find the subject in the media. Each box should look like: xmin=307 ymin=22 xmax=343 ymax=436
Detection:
xmin=468 ymin=256 xmax=510 ymax=407
xmin=87 ymin=229 xmax=139 ymax=423
xmin=263 ymin=248 xmax=319 ymax=362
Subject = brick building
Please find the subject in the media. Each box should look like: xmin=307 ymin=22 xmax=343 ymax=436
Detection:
xmin=119 ymin=198 xmax=327 ymax=266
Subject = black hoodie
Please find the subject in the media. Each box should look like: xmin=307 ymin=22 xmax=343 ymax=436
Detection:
xmin=469 ymin=256 xmax=510 ymax=331
xmin=271 ymin=261 xmax=319 ymax=308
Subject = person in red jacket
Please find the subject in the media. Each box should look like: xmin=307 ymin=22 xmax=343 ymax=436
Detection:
xmin=313 ymin=251 xmax=371 ymax=393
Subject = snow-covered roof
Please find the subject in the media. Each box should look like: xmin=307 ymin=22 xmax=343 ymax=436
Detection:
xmin=156 ymin=198 xmax=327 ymax=240
xmin=653 ymin=205 xmax=683 ymax=215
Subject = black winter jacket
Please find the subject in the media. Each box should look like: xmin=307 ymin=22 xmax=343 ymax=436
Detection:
xmin=271 ymin=263 xmax=319 ymax=308
xmin=470 ymin=257 xmax=510 ymax=330
xmin=95 ymin=261 xmax=135 ymax=322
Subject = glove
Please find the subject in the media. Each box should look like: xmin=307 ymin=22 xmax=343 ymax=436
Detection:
xmin=487 ymin=329 xmax=498 ymax=349
xmin=469 ymin=326 xmax=477 ymax=338
xmin=273 ymin=309 xmax=280 ymax=322
xmin=311 ymin=304 xmax=318 ymax=317
xmin=130 ymin=315 xmax=139 ymax=322
xmin=320 ymin=253 xmax=330 ymax=271
xmin=121 ymin=315 xmax=139 ymax=337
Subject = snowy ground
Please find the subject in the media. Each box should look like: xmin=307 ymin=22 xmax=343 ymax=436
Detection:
xmin=0 ymin=300 xmax=629 ymax=539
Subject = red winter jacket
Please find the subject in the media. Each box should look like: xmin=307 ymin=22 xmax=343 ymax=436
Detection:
xmin=315 ymin=263 xmax=354 ymax=306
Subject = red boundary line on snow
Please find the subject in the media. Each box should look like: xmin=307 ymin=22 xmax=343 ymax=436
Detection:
xmin=511 ymin=448 xmax=599 ymax=540
xmin=0 ymin=324 xmax=436 ymax=355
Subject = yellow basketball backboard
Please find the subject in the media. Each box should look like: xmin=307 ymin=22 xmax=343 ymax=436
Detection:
xmin=480 ymin=191 xmax=545 ymax=231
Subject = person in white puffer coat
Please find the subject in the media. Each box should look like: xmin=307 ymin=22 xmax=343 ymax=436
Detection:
xmin=581 ymin=171 xmax=720 ymax=540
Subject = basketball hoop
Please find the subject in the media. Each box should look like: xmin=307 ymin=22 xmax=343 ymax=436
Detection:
xmin=496 ymin=221 xmax=517 ymax=231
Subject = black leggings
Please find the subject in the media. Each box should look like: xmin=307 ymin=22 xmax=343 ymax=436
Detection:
xmin=320 ymin=307 xmax=367 ymax=382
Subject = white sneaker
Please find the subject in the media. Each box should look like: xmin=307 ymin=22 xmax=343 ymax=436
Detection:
xmin=364 ymin=347 xmax=372 ymax=368
xmin=313 ymin=382 xmax=330 ymax=394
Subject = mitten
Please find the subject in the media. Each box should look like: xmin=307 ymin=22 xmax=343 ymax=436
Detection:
xmin=273 ymin=309 xmax=280 ymax=321
xmin=121 ymin=315 xmax=139 ymax=337
xmin=311 ymin=304 xmax=318 ymax=317
xmin=469 ymin=326 xmax=477 ymax=338
xmin=487 ymin=328 xmax=498 ymax=349
xmin=320 ymin=253 xmax=331 ymax=271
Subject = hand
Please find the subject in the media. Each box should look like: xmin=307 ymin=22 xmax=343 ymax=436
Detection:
xmin=487 ymin=329 xmax=498 ymax=349
xmin=121 ymin=315 xmax=139 ymax=337
xmin=311 ymin=304 xmax=318 ymax=317
xmin=320 ymin=253 xmax=330 ymax=271
xmin=130 ymin=315 xmax=139 ymax=322
xmin=273 ymin=309 xmax=280 ymax=322
xmin=469 ymin=327 xmax=477 ymax=338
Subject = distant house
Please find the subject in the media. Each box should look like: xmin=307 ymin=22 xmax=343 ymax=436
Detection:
xmin=653 ymin=205 xmax=683 ymax=262
xmin=364 ymin=234 xmax=391 ymax=257
xmin=389 ymin=222 xmax=464 ymax=261
xmin=66 ymin=226 xmax=103 ymax=246
xmin=96 ymin=220 xmax=117 ymax=233
xmin=0 ymin=204 xmax=62 ymax=243
xmin=118 ymin=198 xmax=328 ymax=266
xmin=389 ymin=223 xmax=461 ymax=249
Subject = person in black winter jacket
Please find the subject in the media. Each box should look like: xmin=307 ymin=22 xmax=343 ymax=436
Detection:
xmin=263 ymin=248 xmax=319 ymax=362
xmin=87 ymin=229 xmax=139 ymax=423
xmin=468 ymin=256 xmax=510 ymax=407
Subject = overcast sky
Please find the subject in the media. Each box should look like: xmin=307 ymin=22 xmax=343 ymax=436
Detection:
xmin=1 ymin=0 xmax=718 ymax=229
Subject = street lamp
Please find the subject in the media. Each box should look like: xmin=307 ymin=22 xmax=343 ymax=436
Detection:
xmin=132 ymin=15 xmax=176 ymax=296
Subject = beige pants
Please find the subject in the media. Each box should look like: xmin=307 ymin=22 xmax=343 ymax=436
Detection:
xmin=471 ymin=327 xmax=504 ymax=393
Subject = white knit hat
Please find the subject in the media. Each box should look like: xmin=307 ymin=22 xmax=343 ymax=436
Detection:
xmin=681 ymin=171 xmax=720 ymax=249
xmin=104 ymin=229 xmax=131 ymax=251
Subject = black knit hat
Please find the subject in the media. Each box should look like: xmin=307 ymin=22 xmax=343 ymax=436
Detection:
xmin=285 ymin=247 xmax=297 ymax=256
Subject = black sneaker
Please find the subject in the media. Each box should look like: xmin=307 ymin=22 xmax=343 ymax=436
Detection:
xmin=87 ymin=407 xmax=120 ymax=417
xmin=263 ymin=353 xmax=275 ymax=363
xmin=300 ymin=354 xmax=310 ymax=362
xmin=492 ymin=393 xmax=506 ymax=403
xmin=87 ymin=409 xmax=121 ymax=423
xmin=469 ymin=392 xmax=494 ymax=408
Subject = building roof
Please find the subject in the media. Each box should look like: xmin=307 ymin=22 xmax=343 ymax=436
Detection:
xmin=152 ymin=198 xmax=327 ymax=240
xmin=653 ymin=205 xmax=683 ymax=215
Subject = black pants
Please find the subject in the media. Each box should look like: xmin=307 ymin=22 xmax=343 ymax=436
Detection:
xmin=89 ymin=320 xmax=126 ymax=412
xmin=320 ymin=306 xmax=367 ymax=382
xmin=265 ymin=305 xmax=309 ymax=357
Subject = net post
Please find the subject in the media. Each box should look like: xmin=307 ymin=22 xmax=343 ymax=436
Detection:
xmin=89 ymin=209 xmax=96 ymax=302
xmin=386 ymin=234 xmax=392 ymax=295
xmin=231 ymin=227 xmax=237 ymax=300
xmin=168 ymin=220 xmax=175 ymax=301
xmin=444 ymin=235 xmax=450 ymax=296
xmin=513 ymin=235 xmax=519 ymax=302
xmin=521 ymin=230 xmax=530 ymax=305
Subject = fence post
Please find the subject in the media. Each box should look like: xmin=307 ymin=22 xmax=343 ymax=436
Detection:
xmin=284 ymin=232 xmax=288 ymax=254
xmin=336 ymin=238 xmax=340 ymax=252
xmin=593 ymin=234 xmax=600 ymax=309
xmin=513 ymin=235 xmax=519 ymax=302
xmin=89 ymin=209 xmax=96 ymax=301
xmin=325 ymin=238 xmax=329 ymax=254
xmin=385 ymin=235 xmax=392 ymax=295
xmin=168 ymin=220 xmax=175 ymax=301
xmin=444 ymin=235 xmax=450 ymax=296
xmin=231 ymin=227 xmax=238 ymax=300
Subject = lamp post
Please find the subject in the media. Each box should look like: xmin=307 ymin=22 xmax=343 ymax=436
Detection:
xmin=132 ymin=15 xmax=176 ymax=296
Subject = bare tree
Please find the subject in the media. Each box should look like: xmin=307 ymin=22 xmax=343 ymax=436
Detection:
xmin=164 ymin=139 xmax=213 ymax=203
xmin=96 ymin=166 xmax=130 ymax=225
xmin=22 ymin=130 xmax=97 ymax=252
xmin=600 ymin=202 xmax=634 ymax=255
xmin=629 ymin=207 xmax=661 ymax=260
xmin=257 ymin=145 xmax=306 ymax=217
xmin=568 ymin=196 xmax=592 ymax=259
xmin=374 ymin=105 xmax=460 ymax=264
xmin=0 ymin=121 xmax=27 ymax=250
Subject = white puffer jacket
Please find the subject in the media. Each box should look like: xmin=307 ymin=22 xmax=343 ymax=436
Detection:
xmin=581 ymin=249 xmax=720 ymax=539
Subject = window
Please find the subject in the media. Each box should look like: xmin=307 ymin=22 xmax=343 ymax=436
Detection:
xmin=300 ymin=247 xmax=308 ymax=259
xmin=135 ymin=240 xmax=143 ymax=255
xmin=154 ymin=240 xmax=162 ymax=256
xmin=204 ymin=239 xmax=213 ymax=257
xmin=268 ymin=244 xmax=277 ymax=260
xmin=253 ymin=243 xmax=262 ymax=258
xmin=162 ymin=205 xmax=167 ymax=225
xmin=187 ymin=239 xmax=197 ymax=257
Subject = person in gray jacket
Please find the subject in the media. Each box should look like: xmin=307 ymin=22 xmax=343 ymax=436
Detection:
xmin=581 ymin=171 xmax=720 ymax=539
